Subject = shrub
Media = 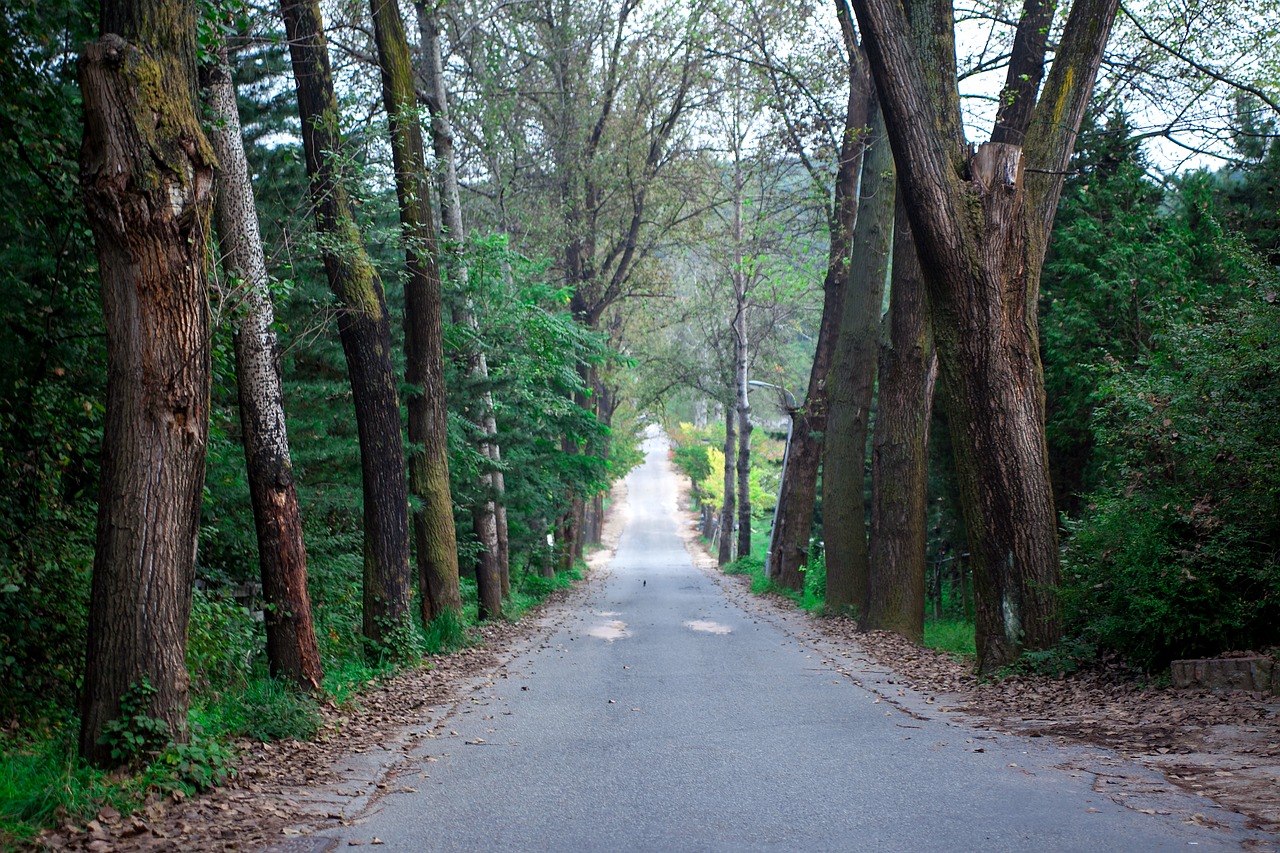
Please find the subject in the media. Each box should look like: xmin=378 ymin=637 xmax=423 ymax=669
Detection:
xmin=1064 ymin=285 xmax=1280 ymax=667
xmin=800 ymin=551 xmax=826 ymax=612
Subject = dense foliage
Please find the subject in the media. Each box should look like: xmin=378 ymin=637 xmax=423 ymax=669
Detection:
xmin=1042 ymin=116 xmax=1280 ymax=668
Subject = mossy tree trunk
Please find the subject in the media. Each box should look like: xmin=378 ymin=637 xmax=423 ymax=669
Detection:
xmin=279 ymin=0 xmax=412 ymax=653
xmin=769 ymin=0 xmax=869 ymax=592
xmin=77 ymin=0 xmax=215 ymax=766
xmin=864 ymin=195 xmax=936 ymax=641
xmin=201 ymin=36 xmax=323 ymax=688
xmin=368 ymin=0 xmax=463 ymax=626
xmin=414 ymin=2 xmax=509 ymax=602
xmin=823 ymin=99 xmax=894 ymax=613
xmin=849 ymin=0 xmax=1121 ymax=670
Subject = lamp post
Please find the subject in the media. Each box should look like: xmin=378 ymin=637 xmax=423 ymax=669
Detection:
xmin=747 ymin=380 xmax=799 ymax=575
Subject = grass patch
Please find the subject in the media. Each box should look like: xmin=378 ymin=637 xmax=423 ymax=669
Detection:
xmin=799 ymin=552 xmax=826 ymax=613
xmin=320 ymin=655 xmax=398 ymax=708
xmin=422 ymin=606 xmax=469 ymax=655
xmin=0 ymin=716 xmax=235 ymax=850
xmin=0 ymin=724 xmax=126 ymax=850
xmin=924 ymin=618 xmax=976 ymax=658
xmin=725 ymin=554 xmax=801 ymax=603
xmin=507 ymin=564 xmax=582 ymax=622
xmin=195 ymin=677 xmax=322 ymax=744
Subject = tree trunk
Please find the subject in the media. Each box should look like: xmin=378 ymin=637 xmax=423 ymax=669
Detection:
xmin=202 ymin=40 xmax=322 ymax=689
xmin=864 ymin=194 xmax=936 ymax=641
xmin=77 ymin=0 xmax=214 ymax=765
xmin=474 ymin=508 xmax=504 ymax=619
xmin=934 ymin=144 xmax=1062 ymax=667
xmin=732 ymin=161 xmax=753 ymax=563
xmin=279 ymin=0 xmax=412 ymax=653
xmin=848 ymin=0 xmax=1120 ymax=671
xmin=369 ymin=0 xmax=462 ymax=626
xmin=717 ymin=404 xmax=736 ymax=566
xmin=736 ymin=387 xmax=752 ymax=563
xmin=414 ymin=3 xmax=510 ymax=589
xmin=769 ymin=1 xmax=870 ymax=591
xmin=823 ymin=100 xmax=894 ymax=613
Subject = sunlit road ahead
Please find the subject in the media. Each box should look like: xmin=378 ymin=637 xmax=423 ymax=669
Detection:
xmin=320 ymin=435 xmax=1258 ymax=852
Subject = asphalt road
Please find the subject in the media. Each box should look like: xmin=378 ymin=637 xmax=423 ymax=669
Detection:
xmin=320 ymin=435 xmax=1261 ymax=852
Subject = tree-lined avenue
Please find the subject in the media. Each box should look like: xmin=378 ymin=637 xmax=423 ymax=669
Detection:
xmin=318 ymin=435 xmax=1255 ymax=852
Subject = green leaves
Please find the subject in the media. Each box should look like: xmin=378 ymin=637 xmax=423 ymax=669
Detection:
xmin=1064 ymin=270 xmax=1280 ymax=667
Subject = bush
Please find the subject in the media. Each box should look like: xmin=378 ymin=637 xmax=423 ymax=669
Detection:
xmin=672 ymin=444 xmax=711 ymax=495
xmin=800 ymin=551 xmax=825 ymax=612
xmin=187 ymin=587 xmax=262 ymax=694
xmin=1064 ymin=285 xmax=1280 ymax=667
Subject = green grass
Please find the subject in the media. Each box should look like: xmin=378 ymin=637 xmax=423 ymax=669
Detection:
xmin=0 ymin=557 xmax=589 ymax=847
xmin=0 ymin=722 xmax=183 ymax=851
xmin=422 ymin=605 xmax=469 ymax=655
xmin=923 ymin=617 xmax=976 ymax=658
xmin=508 ymin=564 xmax=582 ymax=621
xmin=196 ymin=677 xmax=322 ymax=743
xmin=724 ymin=553 xmax=803 ymax=603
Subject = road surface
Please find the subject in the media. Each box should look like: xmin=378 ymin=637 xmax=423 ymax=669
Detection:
xmin=318 ymin=434 xmax=1262 ymax=852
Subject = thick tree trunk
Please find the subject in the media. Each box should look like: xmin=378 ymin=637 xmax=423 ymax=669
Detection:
xmin=77 ymin=0 xmax=214 ymax=765
xmin=864 ymin=195 xmax=936 ymax=641
xmin=848 ymin=0 xmax=1119 ymax=671
xmin=369 ymin=0 xmax=462 ymax=626
xmin=933 ymin=145 xmax=1061 ymax=667
xmin=279 ymin=0 xmax=412 ymax=652
xmin=202 ymin=44 xmax=322 ymax=688
xmin=823 ymin=101 xmax=894 ymax=613
xmin=717 ymin=404 xmax=736 ymax=566
xmin=769 ymin=1 xmax=869 ymax=591
xmin=415 ymin=3 xmax=510 ymax=588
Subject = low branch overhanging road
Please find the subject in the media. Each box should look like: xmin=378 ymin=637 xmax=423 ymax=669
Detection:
xmin=302 ymin=435 xmax=1272 ymax=852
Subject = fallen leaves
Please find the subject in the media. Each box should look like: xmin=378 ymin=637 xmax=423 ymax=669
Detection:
xmin=41 ymin=585 xmax=588 ymax=851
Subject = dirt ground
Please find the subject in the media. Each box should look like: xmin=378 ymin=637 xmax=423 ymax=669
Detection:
xmin=37 ymin=467 xmax=1280 ymax=850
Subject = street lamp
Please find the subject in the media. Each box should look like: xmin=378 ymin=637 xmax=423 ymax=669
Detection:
xmin=747 ymin=380 xmax=799 ymax=577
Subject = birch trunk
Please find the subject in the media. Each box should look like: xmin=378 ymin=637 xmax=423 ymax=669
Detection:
xmin=717 ymin=404 xmax=737 ymax=566
xmin=202 ymin=42 xmax=322 ymax=687
xmin=414 ymin=3 xmax=510 ymax=591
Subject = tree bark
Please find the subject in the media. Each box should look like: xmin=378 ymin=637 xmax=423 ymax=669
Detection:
xmin=202 ymin=39 xmax=322 ymax=689
xmin=414 ymin=3 xmax=510 ymax=590
xmin=770 ymin=8 xmax=870 ymax=590
xmin=717 ymin=403 xmax=737 ymax=566
xmin=849 ymin=0 xmax=1121 ymax=670
xmin=736 ymin=387 xmax=753 ymax=562
xmin=279 ymin=0 xmax=412 ymax=652
xmin=864 ymin=193 xmax=936 ymax=641
xmin=77 ymin=0 xmax=214 ymax=765
xmin=732 ymin=168 xmax=752 ymax=563
xmin=823 ymin=99 xmax=894 ymax=613
xmin=369 ymin=0 xmax=463 ymax=626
